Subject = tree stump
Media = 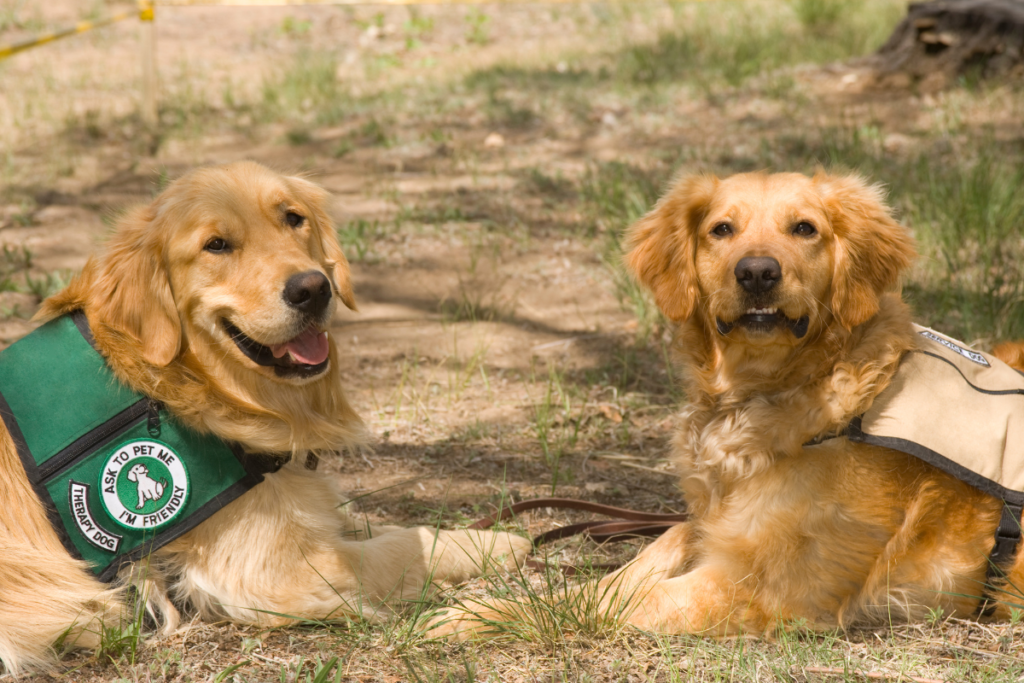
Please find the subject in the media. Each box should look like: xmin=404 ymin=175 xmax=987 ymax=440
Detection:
xmin=874 ymin=0 xmax=1024 ymax=89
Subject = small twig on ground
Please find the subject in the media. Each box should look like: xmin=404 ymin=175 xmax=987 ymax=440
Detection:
xmin=249 ymin=651 xmax=292 ymax=667
xmin=917 ymin=639 xmax=1018 ymax=661
xmin=801 ymin=665 xmax=945 ymax=683
xmin=531 ymin=334 xmax=606 ymax=352
xmin=594 ymin=453 xmax=675 ymax=477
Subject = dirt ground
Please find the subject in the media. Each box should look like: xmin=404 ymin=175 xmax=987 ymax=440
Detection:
xmin=2 ymin=1 xmax=1024 ymax=681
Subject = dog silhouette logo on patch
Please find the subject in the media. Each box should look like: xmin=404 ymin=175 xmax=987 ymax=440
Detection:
xmin=126 ymin=463 xmax=166 ymax=509
xmin=99 ymin=440 xmax=190 ymax=531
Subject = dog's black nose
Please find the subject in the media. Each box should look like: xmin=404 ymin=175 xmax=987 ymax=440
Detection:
xmin=283 ymin=271 xmax=332 ymax=316
xmin=734 ymin=257 xmax=782 ymax=294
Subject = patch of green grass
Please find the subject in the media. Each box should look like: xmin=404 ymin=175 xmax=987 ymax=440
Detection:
xmin=426 ymin=562 xmax=620 ymax=647
xmin=403 ymin=10 xmax=435 ymax=51
xmin=484 ymin=91 xmax=539 ymax=131
xmin=576 ymin=341 xmax=679 ymax=405
xmin=792 ymin=0 xmax=850 ymax=31
xmin=614 ymin=0 xmax=903 ymax=88
xmin=286 ymin=126 xmax=314 ymax=146
xmin=155 ymin=62 xmax=234 ymax=140
xmin=464 ymin=64 xmax=600 ymax=93
xmin=98 ymin=595 xmax=146 ymax=666
xmin=520 ymin=168 xmax=576 ymax=201
xmin=530 ymin=367 xmax=583 ymax=494
xmin=406 ymin=203 xmax=466 ymax=225
xmin=24 ymin=268 xmax=74 ymax=300
xmin=355 ymin=117 xmax=392 ymax=147
xmin=0 ymin=0 xmax=39 ymax=33
xmin=464 ymin=9 xmax=490 ymax=46
xmin=903 ymin=149 xmax=1024 ymax=343
xmin=0 ymin=244 xmax=32 ymax=291
xmin=262 ymin=49 xmax=347 ymax=126
xmin=333 ymin=117 xmax=394 ymax=153
xmin=438 ymin=280 xmax=514 ymax=324
xmin=438 ymin=238 xmax=516 ymax=324
xmin=463 ymin=1 xmax=901 ymax=98
xmin=337 ymin=218 xmax=381 ymax=262
xmin=278 ymin=15 xmax=312 ymax=37
xmin=581 ymin=162 xmax=669 ymax=344
xmin=266 ymin=654 xmax=339 ymax=683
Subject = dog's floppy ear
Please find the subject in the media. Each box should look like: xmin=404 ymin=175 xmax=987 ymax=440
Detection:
xmin=87 ymin=205 xmax=182 ymax=366
xmin=289 ymin=176 xmax=357 ymax=312
xmin=815 ymin=172 xmax=915 ymax=330
xmin=624 ymin=174 xmax=717 ymax=322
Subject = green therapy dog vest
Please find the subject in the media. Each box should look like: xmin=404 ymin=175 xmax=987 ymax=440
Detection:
xmin=0 ymin=312 xmax=283 ymax=582
xmin=847 ymin=324 xmax=1024 ymax=572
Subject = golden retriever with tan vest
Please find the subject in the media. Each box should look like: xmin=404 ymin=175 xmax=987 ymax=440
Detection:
xmin=430 ymin=170 xmax=1024 ymax=638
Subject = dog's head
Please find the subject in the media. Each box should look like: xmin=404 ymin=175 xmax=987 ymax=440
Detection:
xmin=48 ymin=162 xmax=356 ymax=384
xmin=125 ymin=463 xmax=147 ymax=482
xmin=626 ymin=171 xmax=915 ymax=348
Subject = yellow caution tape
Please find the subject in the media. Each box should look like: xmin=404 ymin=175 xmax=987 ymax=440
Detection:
xmin=0 ymin=8 xmax=142 ymax=61
xmin=156 ymin=0 xmax=634 ymax=5
xmin=1 ymin=0 xmax=688 ymax=61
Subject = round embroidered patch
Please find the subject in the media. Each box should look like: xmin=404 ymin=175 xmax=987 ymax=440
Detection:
xmin=98 ymin=440 xmax=190 ymax=531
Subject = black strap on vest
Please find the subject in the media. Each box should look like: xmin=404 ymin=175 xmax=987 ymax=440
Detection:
xmin=988 ymin=502 xmax=1023 ymax=578
xmin=977 ymin=501 xmax=1023 ymax=617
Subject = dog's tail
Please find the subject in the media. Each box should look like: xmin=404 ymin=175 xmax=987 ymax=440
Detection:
xmin=0 ymin=543 xmax=123 ymax=677
xmin=992 ymin=341 xmax=1024 ymax=372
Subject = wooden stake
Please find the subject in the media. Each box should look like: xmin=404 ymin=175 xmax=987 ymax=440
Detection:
xmin=139 ymin=1 xmax=158 ymax=131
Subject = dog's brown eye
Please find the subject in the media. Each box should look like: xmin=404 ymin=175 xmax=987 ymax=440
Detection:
xmin=285 ymin=212 xmax=305 ymax=228
xmin=793 ymin=221 xmax=817 ymax=237
xmin=204 ymin=237 xmax=230 ymax=253
xmin=711 ymin=223 xmax=733 ymax=238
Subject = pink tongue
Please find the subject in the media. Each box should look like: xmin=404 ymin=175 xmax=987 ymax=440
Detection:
xmin=270 ymin=326 xmax=329 ymax=365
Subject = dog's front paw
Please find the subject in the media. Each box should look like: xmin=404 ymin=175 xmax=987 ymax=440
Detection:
xmin=423 ymin=600 xmax=523 ymax=641
xmin=480 ymin=530 xmax=532 ymax=569
xmin=428 ymin=529 xmax=530 ymax=585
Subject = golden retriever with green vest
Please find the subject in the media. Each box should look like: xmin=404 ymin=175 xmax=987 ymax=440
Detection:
xmin=0 ymin=162 xmax=528 ymax=674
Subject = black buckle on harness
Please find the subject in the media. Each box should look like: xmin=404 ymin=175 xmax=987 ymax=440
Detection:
xmin=978 ymin=501 xmax=1023 ymax=618
xmin=988 ymin=502 xmax=1023 ymax=577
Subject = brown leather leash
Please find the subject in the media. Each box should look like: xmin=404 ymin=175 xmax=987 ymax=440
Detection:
xmin=468 ymin=497 xmax=687 ymax=574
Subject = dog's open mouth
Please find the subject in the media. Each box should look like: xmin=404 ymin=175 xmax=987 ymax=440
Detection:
xmin=716 ymin=307 xmax=810 ymax=339
xmin=223 ymin=320 xmax=330 ymax=378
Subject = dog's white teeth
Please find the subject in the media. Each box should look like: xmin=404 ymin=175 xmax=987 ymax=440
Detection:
xmin=746 ymin=307 xmax=777 ymax=315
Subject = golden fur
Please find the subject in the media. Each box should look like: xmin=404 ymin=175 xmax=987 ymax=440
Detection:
xmin=0 ymin=162 xmax=528 ymax=675
xmin=431 ymin=170 xmax=1024 ymax=638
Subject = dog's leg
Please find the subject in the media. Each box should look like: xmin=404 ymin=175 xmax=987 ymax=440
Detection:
xmin=599 ymin=523 xmax=693 ymax=591
xmin=337 ymin=526 xmax=532 ymax=603
xmin=158 ymin=467 xmax=530 ymax=626
xmin=616 ymin=564 xmax=757 ymax=635
xmin=427 ymin=523 xmax=696 ymax=640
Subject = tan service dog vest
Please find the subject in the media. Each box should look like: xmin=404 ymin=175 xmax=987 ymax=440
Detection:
xmin=847 ymin=325 xmax=1024 ymax=574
